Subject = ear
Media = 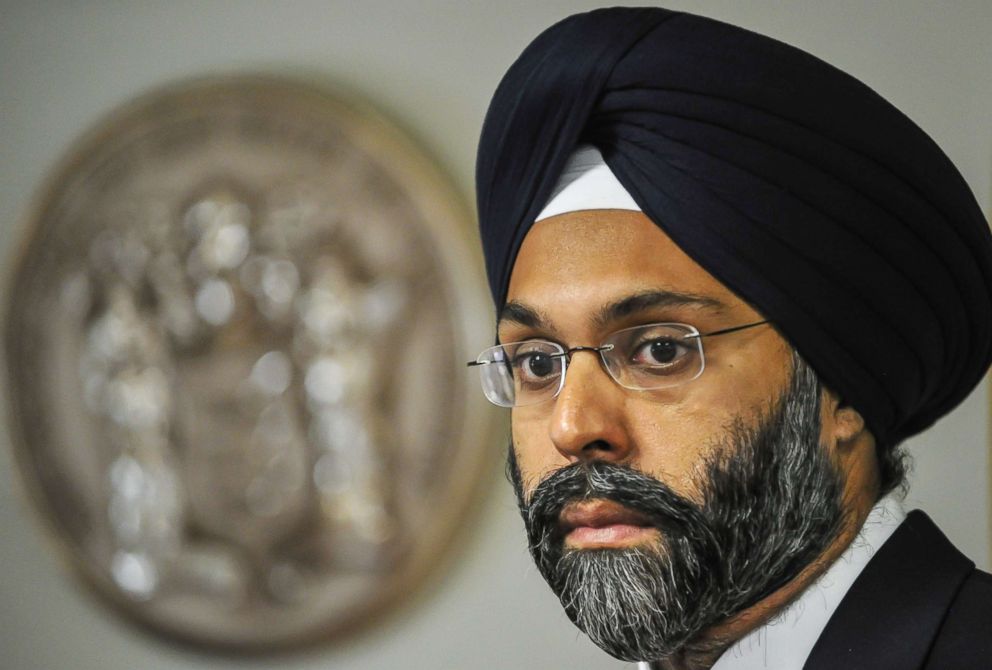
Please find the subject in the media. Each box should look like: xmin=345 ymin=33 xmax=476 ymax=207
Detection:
xmin=820 ymin=387 xmax=868 ymax=448
xmin=819 ymin=386 xmax=882 ymax=514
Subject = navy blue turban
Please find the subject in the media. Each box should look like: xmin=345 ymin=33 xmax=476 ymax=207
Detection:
xmin=476 ymin=7 xmax=992 ymax=447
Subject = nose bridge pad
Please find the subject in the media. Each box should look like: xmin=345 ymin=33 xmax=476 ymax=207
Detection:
xmin=596 ymin=343 xmax=619 ymax=386
xmin=558 ymin=345 xmax=611 ymax=397
xmin=554 ymin=352 xmax=569 ymax=399
xmin=557 ymin=347 xmax=615 ymax=423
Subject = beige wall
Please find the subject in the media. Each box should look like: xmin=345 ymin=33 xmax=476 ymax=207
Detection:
xmin=1 ymin=2 xmax=989 ymax=669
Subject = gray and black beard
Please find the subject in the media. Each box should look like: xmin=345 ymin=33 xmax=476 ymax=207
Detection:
xmin=510 ymin=357 xmax=846 ymax=663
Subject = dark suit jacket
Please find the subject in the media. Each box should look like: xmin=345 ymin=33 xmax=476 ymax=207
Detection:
xmin=803 ymin=511 xmax=992 ymax=669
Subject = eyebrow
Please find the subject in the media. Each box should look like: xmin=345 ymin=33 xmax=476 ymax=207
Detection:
xmin=498 ymin=301 xmax=547 ymax=329
xmin=498 ymin=290 xmax=727 ymax=332
xmin=593 ymin=290 xmax=726 ymax=328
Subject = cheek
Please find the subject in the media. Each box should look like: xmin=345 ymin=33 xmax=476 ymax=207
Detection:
xmin=623 ymin=382 xmax=776 ymax=493
xmin=623 ymin=400 xmax=725 ymax=494
xmin=510 ymin=411 xmax=563 ymax=493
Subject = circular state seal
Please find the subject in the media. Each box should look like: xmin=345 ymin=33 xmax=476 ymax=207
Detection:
xmin=4 ymin=75 xmax=497 ymax=650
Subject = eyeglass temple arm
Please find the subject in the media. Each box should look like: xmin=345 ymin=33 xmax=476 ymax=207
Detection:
xmin=687 ymin=319 xmax=769 ymax=340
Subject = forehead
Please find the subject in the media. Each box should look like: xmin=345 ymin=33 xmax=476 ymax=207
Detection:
xmin=505 ymin=210 xmax=748 ymax=323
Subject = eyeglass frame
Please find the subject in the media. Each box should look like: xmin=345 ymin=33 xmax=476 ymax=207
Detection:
xmin=466 ymin=319 xmax=769 ymax=408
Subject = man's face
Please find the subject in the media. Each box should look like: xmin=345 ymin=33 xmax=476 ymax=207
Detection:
xmin=502 ymin=210 xmax=795 ymax=501
xmin=500 ymin=210 xmax=857 ymax=661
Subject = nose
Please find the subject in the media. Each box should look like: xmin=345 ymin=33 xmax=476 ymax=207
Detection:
xmin=548 ymin=350 xmax=632 ymax=464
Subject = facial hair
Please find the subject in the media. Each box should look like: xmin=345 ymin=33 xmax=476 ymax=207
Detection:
xmin=510 ymin=356 xmax=846 ymax=663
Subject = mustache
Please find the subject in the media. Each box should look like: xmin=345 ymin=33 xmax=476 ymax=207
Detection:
xmin=521 ymin=460 xmax=718 ymax=554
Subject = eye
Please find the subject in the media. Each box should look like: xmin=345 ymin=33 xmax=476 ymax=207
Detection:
xmin=638 ymin=339 xmax=680 ymax=364
xmin=514 ymin=351 xmax=556 ymax=380
xmin=507 ymin=342 xmax=562 ymax=387
xmin=629 ymin=335 xmax=694 ymax=369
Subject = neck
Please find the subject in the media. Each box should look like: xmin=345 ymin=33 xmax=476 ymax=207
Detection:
xmin=649 ymin=485 xmax=880 ymax=669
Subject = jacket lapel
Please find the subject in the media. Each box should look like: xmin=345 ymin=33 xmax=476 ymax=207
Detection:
xmin=802 ymin=511 xmax=973 ymax=670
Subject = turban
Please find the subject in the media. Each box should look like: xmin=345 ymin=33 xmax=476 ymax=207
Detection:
xmin=475 ymin=7 xmax=992 ymax=447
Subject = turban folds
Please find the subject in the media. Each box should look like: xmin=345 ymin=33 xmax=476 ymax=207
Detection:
xmin=476 ymin=7 xmax=992 ymax=447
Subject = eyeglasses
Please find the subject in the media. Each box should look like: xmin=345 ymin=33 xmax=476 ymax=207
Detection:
xmin=467 ymin=320 xmax=768 ymax=408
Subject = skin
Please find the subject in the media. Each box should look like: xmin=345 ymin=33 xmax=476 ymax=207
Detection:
xmin=501 ymin=210 xmax=881 ymax=670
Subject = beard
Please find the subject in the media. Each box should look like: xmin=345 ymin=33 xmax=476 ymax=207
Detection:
xmin=510 ymin=355 xmax=847 ymax=663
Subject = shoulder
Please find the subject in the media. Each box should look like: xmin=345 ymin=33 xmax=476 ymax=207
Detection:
xmin=925 ymin=567 xmax=992 ymax=668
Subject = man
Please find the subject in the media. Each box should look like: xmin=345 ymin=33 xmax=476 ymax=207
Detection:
xmin=469 ymin=7 xmax=992 ymax=669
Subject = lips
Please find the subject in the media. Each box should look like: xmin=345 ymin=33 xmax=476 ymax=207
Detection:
xmin=559 ymin=499 xmax=658 ymax=548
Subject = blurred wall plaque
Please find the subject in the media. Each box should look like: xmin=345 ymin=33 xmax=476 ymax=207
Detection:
xmin=3 ymin=75 xmax=496 ymax=650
